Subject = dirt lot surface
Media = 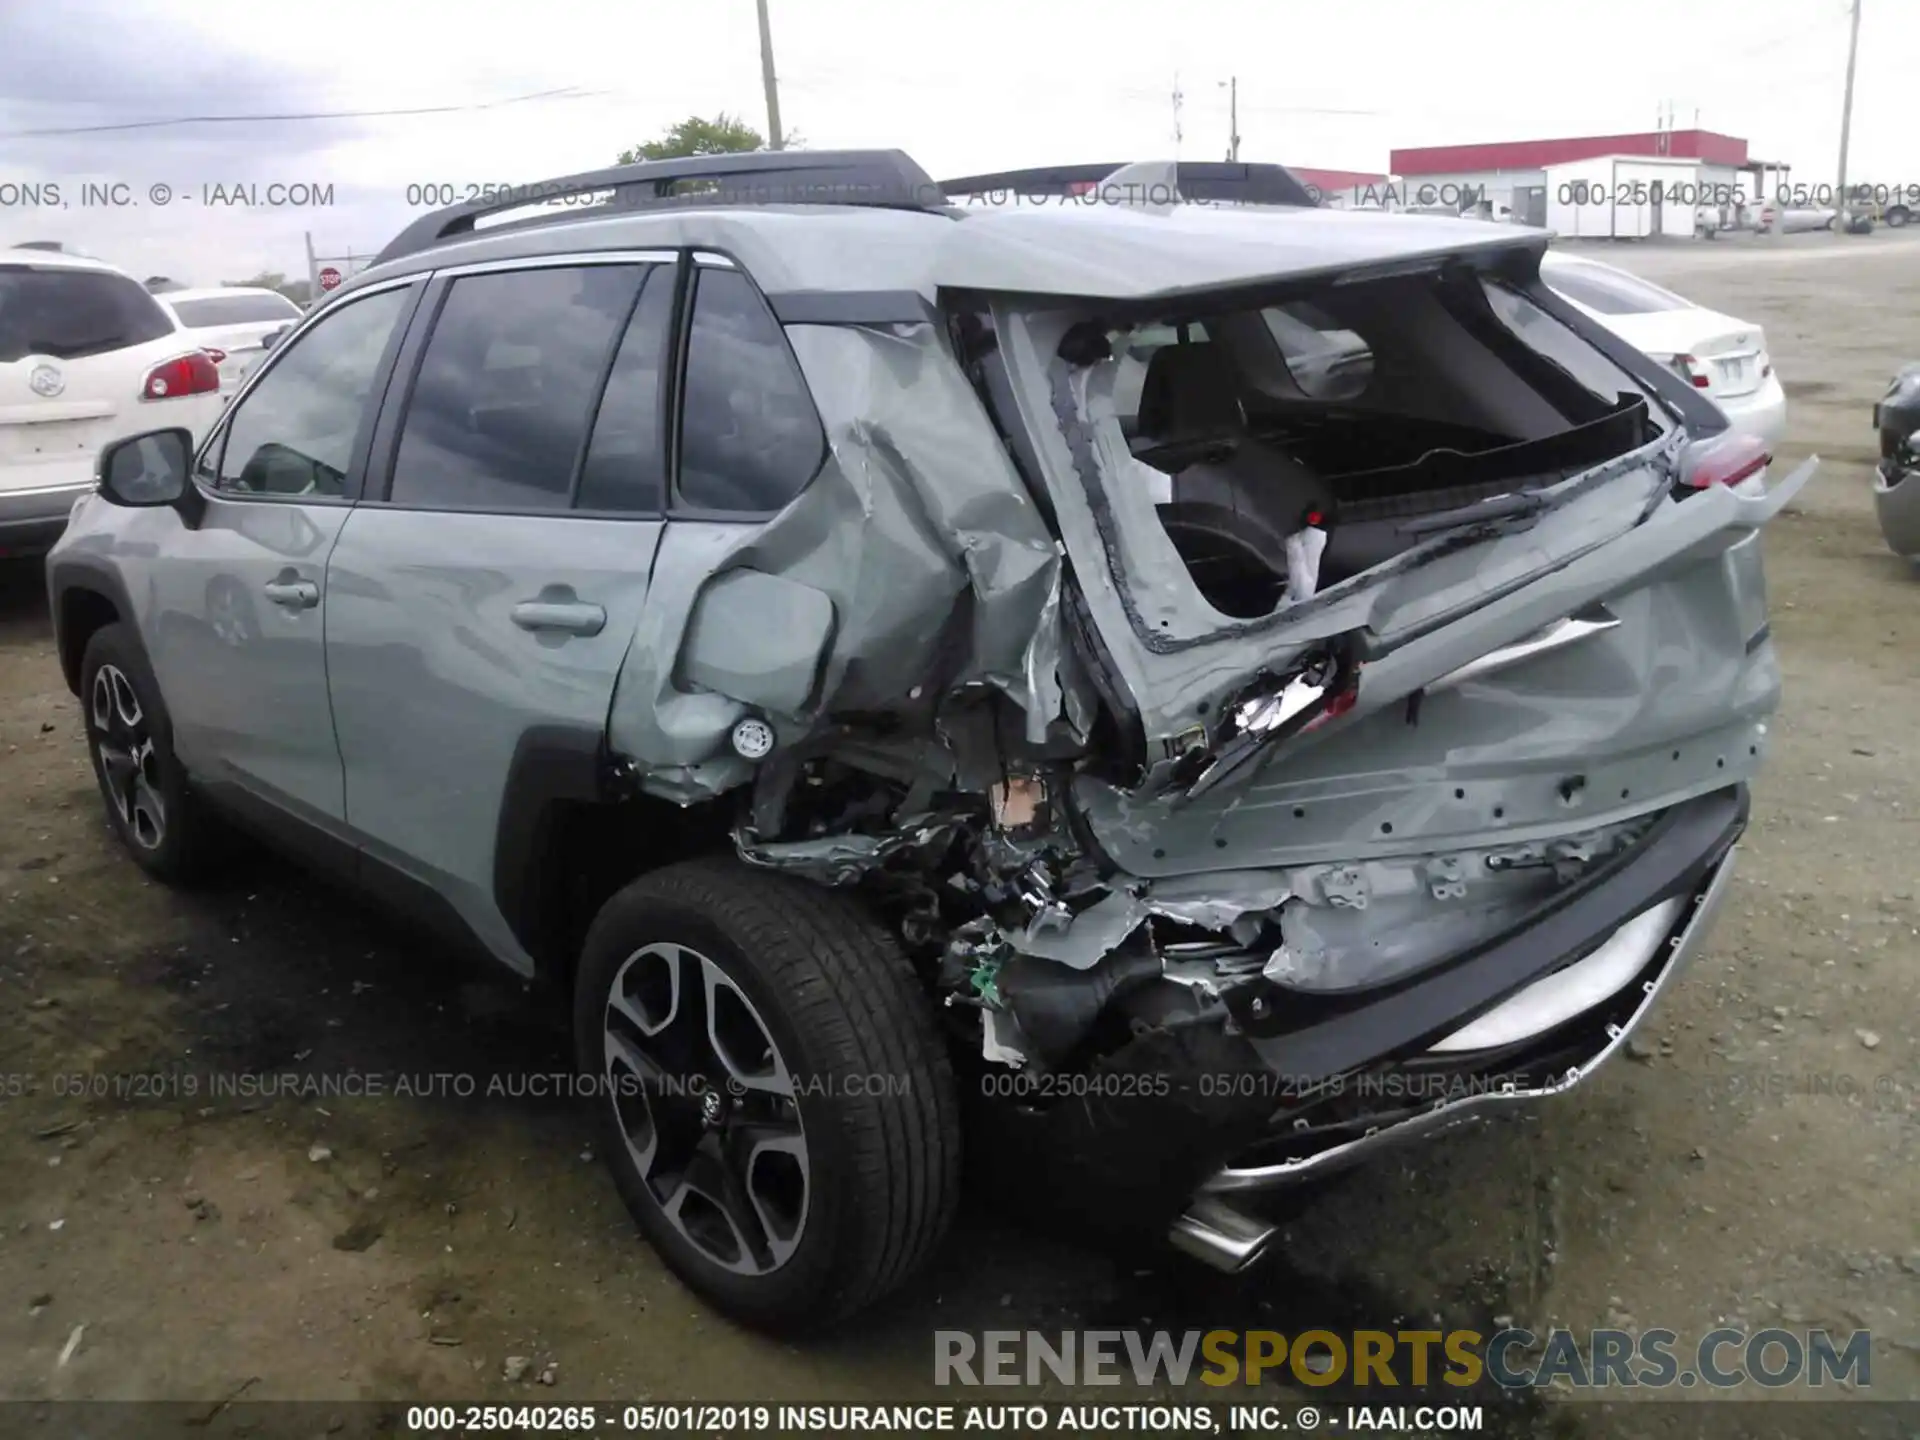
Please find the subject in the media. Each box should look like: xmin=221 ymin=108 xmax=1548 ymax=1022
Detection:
xmin=2 ymin=233 xmax=1916 ymax=1438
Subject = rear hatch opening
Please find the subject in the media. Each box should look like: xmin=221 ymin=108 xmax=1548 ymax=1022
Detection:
xmin=1074 ymin=254 xmax=1683 ymax=622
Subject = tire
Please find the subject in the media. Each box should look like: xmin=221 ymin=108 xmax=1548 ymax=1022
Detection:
xmin=574 ymin=858 xmax=961 ymax=1330
xmin=1887 ymin=206 xmax=1910 ymax=228
xmin=78 ymin=623 xmax=228 ymax=885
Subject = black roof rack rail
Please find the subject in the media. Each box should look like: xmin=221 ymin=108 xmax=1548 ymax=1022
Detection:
xmin=373 ymin=149 xmax=949 ymax=268
xmin=938 ymin=161 xmax=1321 ymax=209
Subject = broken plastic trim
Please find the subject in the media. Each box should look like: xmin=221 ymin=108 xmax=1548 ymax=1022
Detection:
xmin=1179 ymin=643 xmax=1360 ymax=803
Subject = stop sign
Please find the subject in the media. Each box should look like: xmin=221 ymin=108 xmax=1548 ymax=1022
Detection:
xmin=318 ymin=266 xmax=342 ymax=291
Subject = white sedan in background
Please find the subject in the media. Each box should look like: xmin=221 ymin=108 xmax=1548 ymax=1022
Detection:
xmin=1539 ymin=251 xmax=1787 ymax=446
xmin=157 ymin=286 xmax=305 ymax=393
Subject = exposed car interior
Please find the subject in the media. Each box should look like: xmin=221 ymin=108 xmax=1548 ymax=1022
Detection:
xmin=1103 ymin=266 xmax=1672 ymax=618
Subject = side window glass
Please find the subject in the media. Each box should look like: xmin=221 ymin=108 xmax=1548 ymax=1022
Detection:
xmin=388 ymin=265 xmax=644 ymax=512
xmin=1263 ymin=303 xmax=1374 ymax=402
xmin=675 ymin=267 xmax=825 ymax=512
xmin=215 ymin=287 xmax=410 ymax=497
xmin=575 ymin=266 xmax=674 ymax=513
xmin=1480 ymin=280 xmax=1647 ymax=411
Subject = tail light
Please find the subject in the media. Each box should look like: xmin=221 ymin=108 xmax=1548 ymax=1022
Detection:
xmin=1668 ymin=354 xmax=1712 ymax=388
xmin=1676 ymin=432 xmax=1770 ymax=492
xmin=203 ymin=347 xmax=227 ymax=365
xmin=141 ymin=351 xmax=221 ymax=401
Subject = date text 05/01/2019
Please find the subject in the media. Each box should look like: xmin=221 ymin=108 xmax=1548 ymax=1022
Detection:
xmin=402 ymin=1402 xmax=1479 ymax=1433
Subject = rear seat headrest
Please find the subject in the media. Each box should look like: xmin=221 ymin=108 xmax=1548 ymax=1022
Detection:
xmin=1136 ymin=342 xmax=1247 ymax=441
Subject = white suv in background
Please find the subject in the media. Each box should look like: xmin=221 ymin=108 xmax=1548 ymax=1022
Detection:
xmin=158 ymin=286 xmax=306 ymax=393
xmin=2 ymin=248 xmax=227 ymax=557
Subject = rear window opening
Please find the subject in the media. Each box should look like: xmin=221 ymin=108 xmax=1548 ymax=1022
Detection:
xmin=0 ymin=265 xmax=177 ymax=364
xmin=1089 ymin=263 xmax=1675 ymax=620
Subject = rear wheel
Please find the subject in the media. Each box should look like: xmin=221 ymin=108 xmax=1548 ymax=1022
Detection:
xmin=574 ymin=858 xmax=961 ymax=1330
xmin=78 ymin=624 xmax=227 ymax=885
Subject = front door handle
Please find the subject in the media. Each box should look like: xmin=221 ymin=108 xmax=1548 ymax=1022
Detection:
xmin=511 ymin=599 xmax=607 ymax=637
xmin=263 ymin=577 xmax=320 ymax=609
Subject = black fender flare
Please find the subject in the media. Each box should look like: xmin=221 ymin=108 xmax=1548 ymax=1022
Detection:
xmin=492 ymin=724 xmax=615 ymax=967
xmin=45 ymin=558 xmax=175 ymax=754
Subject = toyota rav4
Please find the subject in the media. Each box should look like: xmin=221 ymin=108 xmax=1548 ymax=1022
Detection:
xmin=44 ymin=152 xmax=1812 ymax=1331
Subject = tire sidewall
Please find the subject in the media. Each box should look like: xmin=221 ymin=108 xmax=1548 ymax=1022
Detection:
xmin=78 ymin=625 xmax=195 ymax=878
xmin=572 ymin=887 xmax=871 ymax=1323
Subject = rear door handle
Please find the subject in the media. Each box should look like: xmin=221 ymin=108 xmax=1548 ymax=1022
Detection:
xmin=511 ymin=599 xmax=607 ymax=637
xmin=263 ymin=578 xmax=320 ymax=609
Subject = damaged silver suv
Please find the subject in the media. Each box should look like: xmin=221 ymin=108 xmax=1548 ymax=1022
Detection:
xmin=45 ymin=152 xmax=1812 ymax=1331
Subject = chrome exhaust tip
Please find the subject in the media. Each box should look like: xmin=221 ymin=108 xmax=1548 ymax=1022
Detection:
xmin=1168 ymin=1197 xmax=1277 ymax=1274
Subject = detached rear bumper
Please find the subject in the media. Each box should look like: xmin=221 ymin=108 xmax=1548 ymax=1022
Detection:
xmin=979 ymin=787 xmax=1746 ymax=1221
xmin=1205 ymin=827 xmax=1738 ymax=1191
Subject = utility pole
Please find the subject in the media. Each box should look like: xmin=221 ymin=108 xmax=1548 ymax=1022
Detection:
xmin=1171 ymin=73 xmax=1184 ymax=153
xmin=1226 ymin=77 xmax=1240 ymax=161
xmin=755 ymin=0 xmax=784 ymax=150
xmin=1836 ymin=0 xmax=1862 ymax=217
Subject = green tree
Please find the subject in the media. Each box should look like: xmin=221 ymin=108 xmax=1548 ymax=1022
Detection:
xmin=617 ymin=112 xmax=799 ymax=165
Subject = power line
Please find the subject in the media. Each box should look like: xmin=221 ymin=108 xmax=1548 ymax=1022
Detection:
xmin=0 ymin=87 xmax=600 ymax=139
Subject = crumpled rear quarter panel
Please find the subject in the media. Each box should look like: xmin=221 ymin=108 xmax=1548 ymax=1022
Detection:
xmin=606 ymin=319 xmax=1090 ymax=794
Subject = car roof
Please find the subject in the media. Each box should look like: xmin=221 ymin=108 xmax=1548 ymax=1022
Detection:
xmin=328 ymin=149 xmax=1546 ymax=311
xmin=159 ymin=285 xmax=295 ymax=303
xmin=340 ymin=196 xmax=1542 ymax=308
xmin=0 ymin=245 xmax=131 ymax=275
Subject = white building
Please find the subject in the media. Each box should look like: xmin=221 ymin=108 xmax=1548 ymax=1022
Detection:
xmin=1385 ymin=129 xmax=1792 ymax=237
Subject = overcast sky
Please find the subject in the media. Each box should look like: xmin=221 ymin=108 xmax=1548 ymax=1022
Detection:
xmin=1 ymin=0 xmax=1909 ymax=284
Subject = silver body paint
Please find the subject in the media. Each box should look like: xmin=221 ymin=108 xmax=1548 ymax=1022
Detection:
xmin=48 ymin=175 xmax=1801 ymax=1203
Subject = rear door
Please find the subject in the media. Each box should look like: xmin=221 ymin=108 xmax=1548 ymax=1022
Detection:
xmin=323 ymin=253 xmax=675 ymax=969
xmin=1 ymin=261 xmax=181 ymax=492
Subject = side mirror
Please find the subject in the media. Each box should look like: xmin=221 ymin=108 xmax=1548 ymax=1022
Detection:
xmin=98 ymin=428 xmax=205 ymax=524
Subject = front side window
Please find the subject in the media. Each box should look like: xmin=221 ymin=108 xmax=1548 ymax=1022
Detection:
xmin=675 ymin=267 xmax=825 ymax=512
xmin=214 ymin=286 xmax=411 ymax=497
xmin=388 ymin=265 xmax=646 ymax=512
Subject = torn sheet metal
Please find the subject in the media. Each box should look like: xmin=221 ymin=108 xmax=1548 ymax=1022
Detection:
xmin=736 ymin=816 xmax=960 ymax=887
xmin=1003 ymin=868 xmax=1296 ymax=970
xmin=606 ymin=320 xmax=1092 ymax=801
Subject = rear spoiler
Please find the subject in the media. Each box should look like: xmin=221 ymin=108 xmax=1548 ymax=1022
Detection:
xmin=937 ymin=161 xmax=1321 ymax=209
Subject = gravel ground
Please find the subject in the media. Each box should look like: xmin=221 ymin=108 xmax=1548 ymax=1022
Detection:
xmin=0 ymin=233 xmax=1915 ymax=1437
